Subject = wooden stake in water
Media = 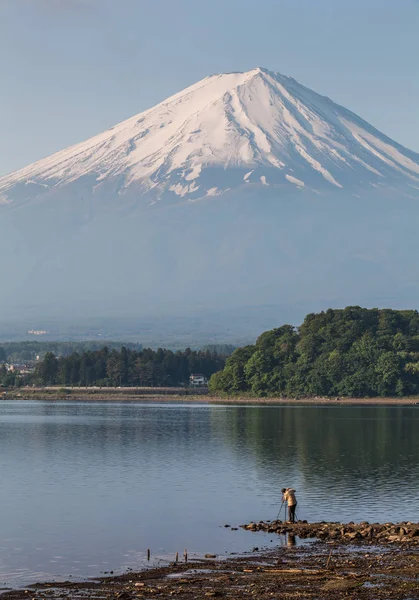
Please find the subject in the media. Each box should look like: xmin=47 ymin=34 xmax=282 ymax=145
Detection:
xmin=326 ymin=549 xmax=332 ymax=569
xmin=175 ymin=552 xmax=179 ymax=563
xmin=184 ymin=549 xmax=188 ymax=563
xmin=147 ymin=548 xmax=151 ymax=561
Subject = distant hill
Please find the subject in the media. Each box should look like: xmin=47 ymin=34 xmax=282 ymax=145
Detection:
xmin=209 ymin=307 xmax=419 ymax=397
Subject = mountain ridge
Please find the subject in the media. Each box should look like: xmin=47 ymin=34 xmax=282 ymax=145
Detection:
xmin=1 ymin=68 xmax=419 ymax=328
xmin=1 ymin=67 xmax=418 ymax=208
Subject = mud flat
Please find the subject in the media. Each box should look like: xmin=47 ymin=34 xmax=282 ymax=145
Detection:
xmin=2 ymin=522 xmax=419 ymax=600
xmin=3 ymin=387 xmax=419 ymax=404
xmin=1 ymin=387 xmax=207 ymax=402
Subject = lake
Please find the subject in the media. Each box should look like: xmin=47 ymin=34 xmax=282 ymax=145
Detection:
xmin=0 ymin=401 xmax=418 ymax=587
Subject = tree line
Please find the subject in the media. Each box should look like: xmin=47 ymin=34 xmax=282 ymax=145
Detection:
xmin=30 ymin=347 xmax=226 ymax=387
xmin=209 ymin=307 xmax=419 ymax=397
xmin=0 ymin=340 xmax=143 ymax=363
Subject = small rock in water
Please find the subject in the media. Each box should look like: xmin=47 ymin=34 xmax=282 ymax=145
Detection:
xmin=205 ymin=553 xmax=217 ymax=559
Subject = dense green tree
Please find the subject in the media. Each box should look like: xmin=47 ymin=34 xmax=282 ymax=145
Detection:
xmin=32 ymin=346 xmax=226 ymax=387
xmin=214 ymin=346 xmax=255 ymax=393
xmin=35 ymin=352 xmax=59 ymax=385
xmin=209 ymin=307 xmax=419 ymax=397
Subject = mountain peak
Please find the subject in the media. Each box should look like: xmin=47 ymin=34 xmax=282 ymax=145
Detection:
xmin=1 ymin=68 xmax=419 ymax=206
xmin=1 ymin=68 xmax=419 ymax=324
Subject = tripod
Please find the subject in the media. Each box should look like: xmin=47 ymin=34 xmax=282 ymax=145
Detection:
xmin=276 ymin=500 xmax=287 ymax=521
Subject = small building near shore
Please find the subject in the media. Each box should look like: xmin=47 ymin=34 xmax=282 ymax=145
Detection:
xmin=189 ymin=373 xmax=208 ymax=387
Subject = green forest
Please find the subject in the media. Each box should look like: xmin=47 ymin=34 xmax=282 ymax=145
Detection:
xmin=209 ymin=307 xmax=419 ymax=397
xmin=0 ymin=341 xmax=235 ymax=365
xmin=0 ymin=341 xmax=143 ymax=363
xmin=0 ymin=347 xmax=226 ymax=388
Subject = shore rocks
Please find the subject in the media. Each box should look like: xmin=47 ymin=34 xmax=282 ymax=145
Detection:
xmin=241 ymin=520 xmax=419 ymax=545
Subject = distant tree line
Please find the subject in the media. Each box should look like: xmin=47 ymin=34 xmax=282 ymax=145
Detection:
xmin=202 ymin=344 xmax=237 ymax=356
xmin=209 ymin=307 xmax=419 ymax=397
xmin=31 ymin=347 xmax=226 ymax=387
xmin=0 ymin=340 xmax=143 ymax=363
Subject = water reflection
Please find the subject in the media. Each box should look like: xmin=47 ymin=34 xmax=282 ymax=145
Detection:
xmin=212 ymin=405 xmax=419 ymax=520
xmin=0 ymin=402 xmax=418 ymax=587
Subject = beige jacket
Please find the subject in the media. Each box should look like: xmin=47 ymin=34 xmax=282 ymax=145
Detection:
xmin=283 ymin=488 xmax=297 ymax=506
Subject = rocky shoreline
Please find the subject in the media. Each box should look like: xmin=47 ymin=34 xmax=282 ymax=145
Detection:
xmin=2 ymin=522 xmax=419 ymax=600
xmin=243 ymin=519 xmax=419 ymax=545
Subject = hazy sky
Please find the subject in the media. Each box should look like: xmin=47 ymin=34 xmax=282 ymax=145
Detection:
xmin=0 ymin=0 xmax=418 ymax=176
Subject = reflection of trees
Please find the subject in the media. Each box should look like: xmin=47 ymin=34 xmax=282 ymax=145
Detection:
xmin=23 ymin=403 xmax=223 ymax=466
xmin=210 ymin=405 xmax=419 ymax=489
xmin=11 ymin=402 xmax=419 ymax=498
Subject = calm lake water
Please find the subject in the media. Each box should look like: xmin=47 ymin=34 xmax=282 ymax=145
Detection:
xmin=0 ymin=401 xmax=418 ymax=587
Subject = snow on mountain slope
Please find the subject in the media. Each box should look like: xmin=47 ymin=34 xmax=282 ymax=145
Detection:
xmin=1 ymin=67 xmax=419 ymax=207
xmin=2 ymin=67 xmax=419 ymax=326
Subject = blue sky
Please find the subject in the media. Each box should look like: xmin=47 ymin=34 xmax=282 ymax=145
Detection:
xmin=0 ymin=0 xmax=418 ymax=176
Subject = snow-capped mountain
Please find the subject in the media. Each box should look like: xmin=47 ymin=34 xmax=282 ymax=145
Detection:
xmin=1 ymin=67 xmax=418 ymax=207
xmin=1 ymin=68 xmax=419 ymax=332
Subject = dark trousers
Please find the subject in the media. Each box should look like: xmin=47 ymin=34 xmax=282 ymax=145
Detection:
xmin=288 ymin=503 xmax=297 ymax=523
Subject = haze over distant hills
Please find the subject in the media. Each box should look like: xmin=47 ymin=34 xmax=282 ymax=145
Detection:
xmin=1 ymin=68 xmax=419 ymax=342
